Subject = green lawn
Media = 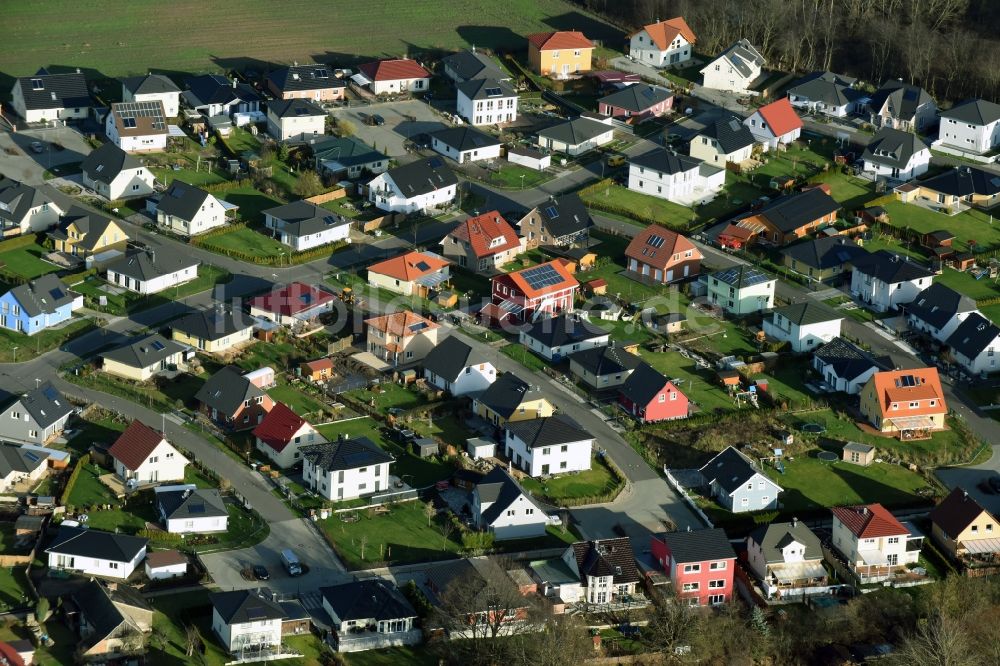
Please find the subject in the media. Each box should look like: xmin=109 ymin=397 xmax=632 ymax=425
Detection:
xmin=198 ymin=226 xmax=288 ymax=259
xmin=344 ymin=383 xmax=427 ymax=415
xmin=0 ymin=567 xmax=31 ymax=611
xmin=66 ymin=369 xmax=207 ymax=413
xmin=407 ymin=414 xmax=475 ymax=450
xmin=0 ymin=243 xmax=58 ymax=279
xmin=487 ymin=162 xmax=554 ymax=189
xmin=500 ymin=343 xmax=549 ymax=372
xmin=857 ymin=235 xmax=926 ymax=260
xmin=0 ymin=316 xmax=96 ymax=363
xmin=594 ymin=317 xmax=655 ymax=346
xmin=345 ymin=647 xmax=438 ymax=666
xmin=752 ymin=359 xmax=814 ymax=408
xmin=268 ymin=383 xmax=328 ymax=420
xmin=520 ymin=457 xmax=620 ymax=503
xmin=72 ymin=265 xmax=230 ymax=316
xmin=933 ymin=265 xmax=1000 ymax=302
xmin=220 ymin=186 xmax=283 ymax=224
xmin=65 ymin=415 xmax=128 ymax=456
xmin=150 ymin=164 xmax=228 ymax=188
xmin=637 ymin=349 xmax=735 ymax=413
xmin=816 ymin=170 xmax=875 ymax=210
xmin=696 ymin=177 xmax=767 ymax=225
xmin=580 ymin=182 xmax=695 ymax=231
xmin=981 ymin=302 xmax=1000 ymax=327
xmin=882 ymin=201 xmax=1000 ymax=252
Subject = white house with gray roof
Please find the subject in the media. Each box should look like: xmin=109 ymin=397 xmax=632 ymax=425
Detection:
xmin=0 ymin=382 xmax=73 ymax=445
xmin=10 ymin=70 xmax=91 ymax=123
xmin=263 ymin=200 xmax=351 ymax=251
xmin=0 ymin=442 xmax=49 ymax=493
xmin=301 ymin=436 xmax=393 ymax=501
xmin=868 ymin=80 xmax=937 ymax=133
xmin=46 ymin=525 xmax=148 ymax=580
xmin=155 ymin=180 xmax=229 ymax=236
xmin=456 ymin=78 xmax=518 ymax=126
xmin=266 ymin=98 xmax=326 ymax=141
xmin=210 ymin=588 xmax=285 ymax=654
xmin=0 ymin=177 xmax=63 ymax=235
xmin=81 ymin=142 xmax=156 ymax=200
xmin=937 ymin=99 xmax=1000 ymax=156
xmin=700 ymin=39 xmax=764 ymax=93
xmin=786 ymin=71 xmax=865 ymax=118
xmin=471 ymin=466 xmax=549 ymax=540
xmin=746 ymin=519 xmax=828 ymax=598
xmin=422 ymin=335 xmax=496 ymax=396
xmin=101 ymin=333 xmax=186 ymax=382
xmin=156 ymin=484 xmax=229 ymax=533
xmin=431 ymin=126 xmax=502 ymax=164
xmin=628 ymin=147 xmax=724 ymax=206
xmin=122 ymin=73 xmax=181 ymax=117
xmin=699 ymin=446 xmax=782 ymax=513
xmin=812 ymin=337 xmax=893 ymax=394
xmin=368 ymin=157 xmax=458 ymax=213
xmin=906 ymin=283 xmax=978 ymax=342
xmin=320 ymin=579 xmax=420 ymax=653
xmin=105 ymin=247 xmax=200 ymax=295
xmin=946 ymin=312 xmax=1000 ymax=376
xmin=707 ymin=265 xmax=775 ymax=315
xmin=569 ymin=344 xmax=642 ymax=390
xmin=504 ymin=415 xmax=593 ymax=477
xmin=689 ymin=114 xmax=756 ymax=165
xmin=762 ymin=302 xmax=843 ymax=352
xmin=861 ymin=128 xmax=931 ymax=182
xmin=536 ymin=116 xmax=615 ymax=156
xmin=850 ymin=250 xmax=934 ymax=312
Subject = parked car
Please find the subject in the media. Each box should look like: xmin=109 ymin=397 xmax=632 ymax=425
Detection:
xmin=371 ymin=114 xmax=386 ymax=126
xmin=253 ymin=565 xmax=270 ymax=580
xmin=30 ymin=141 xmax=44 ymax=154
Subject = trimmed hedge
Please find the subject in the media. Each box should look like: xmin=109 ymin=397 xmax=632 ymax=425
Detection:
xmin=0 ymin=233 xmax=42 ymax=253
xmin=62 ymin=268 xmax=98 ymax=286
xmin=557 ymin=456 xmax=628 ymax=508
xmin=190 ymin=220 xmax=250 ymax=241
xmin=60 ymin=453 xmax=90 ymax=506
xmin=201 ymin=178 xmax=253 ymax=193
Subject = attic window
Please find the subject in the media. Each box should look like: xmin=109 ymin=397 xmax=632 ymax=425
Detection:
xmin=31 ymin=78 xmax=43 ymax=90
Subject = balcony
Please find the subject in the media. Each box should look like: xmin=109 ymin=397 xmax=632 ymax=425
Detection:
xmin=333 ymin=628 xmax=422 ymax=653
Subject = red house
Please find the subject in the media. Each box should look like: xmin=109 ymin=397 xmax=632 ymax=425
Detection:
xmin=485 ymin=259 xmax=579 ymax=325
xmin=618 ymin=362 xmax=689 ymax=423
xmin=597 ymin=83 xmax=673 ymax=122
xmin=625 ymin=224 xmax=702 ymax=284
xmin=651 ymin=528 xmax=736 ymax=606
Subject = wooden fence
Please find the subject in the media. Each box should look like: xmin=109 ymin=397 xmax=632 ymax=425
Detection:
xmin=306 ymin=188 xmax=347 ymax=204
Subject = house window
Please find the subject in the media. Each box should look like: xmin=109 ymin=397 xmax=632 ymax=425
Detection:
xmin=542 ymin=447 xmax=550 ymax=455
xmin=109 ymin=562 xmax=119 ymax=569
xmin=683 ymin=563 xmax=701 ymax=573
xmin=887 ymin=536 xmax=900 ymax=544
xmin=741 ymin=497 xmax=749 ymax=507
xmin=561 ymin=444 xmax=568 ymax=452
xmin=708 ymin=594 xmax=725 ymax=605
xmin=761 ymin=496 xmax=769 ymax=504
xmin=682 ymin=582 xmax=699 ymax=591
xmin=658 ymin=393 xmax=665 ymax=403
xmin=710 ymin=561 xmax=727 ymax=571
xmin=708 ymin=580 xmax=725 ymax=589
xmin=507 ymin=510 xmax=515 ymax=516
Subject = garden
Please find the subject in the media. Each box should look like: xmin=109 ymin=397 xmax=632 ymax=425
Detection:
xmin=519 ymin=456 xmax=623 ymax=505
xmin=70 ymin=265 xmax=231 ymax=316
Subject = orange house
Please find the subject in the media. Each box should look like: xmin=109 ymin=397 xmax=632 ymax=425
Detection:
xmin=527 ymin=31 xmax=594 ymax=78
xmin=859 ymin=367 xmax=947 ymax=439
xmin=301 ymin=358 xmax=334 ymax=382
xmin=740 ymin=185 xmax=840 ymax=246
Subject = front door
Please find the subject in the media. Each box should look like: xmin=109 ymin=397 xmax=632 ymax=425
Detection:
xmin=562 ymin=64 xmax=569 ymax=75
xmin=541 ymin=464 xmax=550 ymax=475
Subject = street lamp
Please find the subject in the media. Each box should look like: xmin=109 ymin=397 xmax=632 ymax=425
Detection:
xmin=520 ymin=174 xmax=525 ymax=190
xmin=11 ymin=347 xmax=17 ymax=363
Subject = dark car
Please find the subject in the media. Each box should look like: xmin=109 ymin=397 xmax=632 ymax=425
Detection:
xmin=253 ymin=565 xmax=270 ymax=581
xmin=371 ymin=114 xmax=386 ymax=126
xmin=30 ymin=141 xmax=44 ymax=154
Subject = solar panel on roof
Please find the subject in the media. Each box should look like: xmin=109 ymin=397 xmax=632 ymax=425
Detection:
xmin=646 ymin=234 xmax=665 ymax=248
xmin=188 ymin=503 xmax=205 ymax=514
xmin=543 ymin=205 xmax=559 ymax=219
xmin=727 ymin=119 xmax=741 ymax=132
xmin=151 ymin=340 xmax=165 ymax=351
xmin=322 ymin=215 xmax=337 ymax=225
xmin=521 ymin=263 xmax=564 ymax=290
xmin=344 ymin=451 xmax=374 ymax=466
xmin=427 ymin=156 xmax=444 ymax=168
xmin=24 ymin=451 xmax=39 ymax=463
xmin=123 ymin=117 xmax=137 ymax=129
xmin=415 ymin=260 xmax=430 ymax=271
xmin=409 ymin=321 xmax=428 ymax=332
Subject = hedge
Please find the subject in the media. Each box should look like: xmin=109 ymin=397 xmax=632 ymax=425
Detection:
xmin=190 ymin=220 xmax=250 ymax=241
xmin=557 ymin=455 xmax=628 ymax=508
xmin=0 ymin=233 xmax=42 ymax=253
xmin=201 ymin=178 xmax=253 ymax=193
xmin=193 ymin=233 xmax=348 ymax=266
xmin=62 ymin=268 xmax=98 ymax=286
xmin=60 ymin=453 xmax=90 ymax=506
xmin=578 ymin=179 xmax=690 ymax=232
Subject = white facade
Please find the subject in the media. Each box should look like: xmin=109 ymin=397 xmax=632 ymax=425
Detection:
xmin=431 ymin=136 xmax=503 ymax=164
xmin=952 ymin=335 xmax=1000 ymax=376
xmin=508 ymin=150 xmax=551 ymax=171
xmin=939 ymin=114 xmax=1000 ymax=155
xmin=689 ymin=134 xmax=754 ymax=165
xmin=812 ymin=355 xmax=880 ymax=395
xmin=83 ymin=165 xmax=156 ymax=201
xmin=264 ymin=212 xmax=350 ymax=252
xmin=107 ymin=262 xmax=199 ymax=295
xmin=504 ymin=430 xmax=593 ymax=477
xmin=850 ymin=271 xmax=931 ymax=313
xmin=105 ymin=114 xmax=167 ymax=154
xmin=473 ymin=491 xmax=547 ymax=540
xmin=424 ymin=362 xmax=497 ymax=396
xmin=700 ymin=53 xmax=762 ymax=93
xmin=113 ymin=439 xmax=188 ymax=484
xmin=124 ymin=89 xmax=180 ymax=118
xmin=831 ymin=517 xmax=918 ymax=574
xmin=266 ymin=110 xmax=325 ymax=142
xmin=629 ymin=30 xmax=692 ymax=68
xmin=156 ymin=193 xmax=227 ymax=235
xmin=10 ymin=85 xmax=89 ymax=124
xmin=212 ymin=609 xmax=282 ymax=654
xmin=744 ymin=110 xmax=801 ymax=151
xmin=627 ymin=160 xmax=725 ymax=206
xmin=369 ymin=76 xmax=430 ymax=96
xmin=457 ymin=91 xmax=518 ymax=126
xmin=518 ymin=328 xmax=609 ymax=362
xmin=145 ymin=560 xmax=187 ymax=580
xmin=788 ymin=95 xmax=854 ymax=118
xmin=367 ymin=173 xmax=456 ymax=214
xmin=536 ymin=125 xmax=615 ymax=157
xmin=763 ymin=314 xmax=842 ymax=353
xmin=48 ymin=544 xmax=146 ymax=580
xmin=862 ymin=148 xmax=931 ymax=181
xmin=304 ymin=458 xmax=391 ymax=501
xmin=707 ymin=277 xmax=775 ymax=315
xmin=6 ymin=198 xmax=61 ymax=234
xmin=907 ymin=311 xmax=972 ymax=343
xmin=0 ymin=460 xmax=46 ymax=493
xmin=256 ymin=423 xmax=325 ymax=469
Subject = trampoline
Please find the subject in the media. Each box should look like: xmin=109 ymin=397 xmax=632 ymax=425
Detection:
xmin=801 ymin=423 xmax=826 ymax=434
xmin=817 ymin=451 xmax=839 ymax=462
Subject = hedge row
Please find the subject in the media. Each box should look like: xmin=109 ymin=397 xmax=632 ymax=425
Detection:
xmin=194 ymin=235 xmax=348 ymax=266
xmin=59 ymin=453 xmax=91 ymax=506
xmin=201 ymin=178 xmax=253 ymax=194
xmin=190 ymin=220 xmax=250 ymax=241
xmin=557 ymin=455 xmax=628 ymax=508
xmin=62 ymin=268 xmax=98 ymax=286
xmin=578 ymin=179 xmax=690 ymax=232
xmin=0 ymin=233 xmax=42 ymax=253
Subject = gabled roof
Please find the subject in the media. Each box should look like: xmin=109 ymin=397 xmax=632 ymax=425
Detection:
xmin=4 ymin=382 xmax=71 ymax=430
xmin=447 ymin=210 xmax=521 ymax=259
xmin=477 ymin=372 xmax=545 ymax=418
xmin=813 ymin=337 xmax=893 ymax=382
xmin=423 ymin=336 xmax=488 ymax=382
xmin=940 ymin=98 xmax=1000 ymax=126
xmin=0 ymin=178 xmax=60 ymax=228
xmin=108 ymin=420 xmax=170 ymax=471
xmin=122 ymin=73 xmax=180 ymax=96
xmin=706 ymin=39 xmax=764 ymax=79
xmin=907 ymin=283 xmax=977 ymax=331
xmin=710 ymin=265 xmax=773 ymax=289
xmin=505 ymin=414 xmax=591 ymax=448
xmin=249 ymin=282 xmax=335 ymax=316
xmin=475 ymin=466 xmax=547 ymax=525
xmin=527 ymin=31 xmax=593 ymax=51
xmin=501 ymin=259 xmax=579 ymax=300
xmin=630 ymin=147 xmax=701 ymax=175
xmin=368 ymin=250 xmax=449 ymax=282
xmin=380 ymin=157 xmax=458 ymax=198
xmin=633 ymin=17 xmax=696 ymax=50
xmin=71 ymin=579 xmax=150 ymax=653
xmin=870 ymin=80 xmax=933 ymax=121
xmin=109 ymin=100 xmax=168 ymax=137
xmin=157 ymin=180 xmax=214 ymax=221
xmin=102 ymin=332 xmax=184 ymax=369
xmin=300 ymin=436 xmax=393 ymax=472
xmin=697 ymin=113 xmax=756 ymax=154
xmin=442 ymin=50 xmax=507 ymax=82
xmin=772 ymin=301 xmax=842 ymax=326
xmin=456 ymin=77 xmax=515 ymax=101
xmin=365 ymin=310 xmax=439 ymax=337
xmin=6 ymin=274 xmax=76 ymax=317
xmin=537 ymin=116 xmax=613 ymax=147
xmin=571 ymin=537 xmax=640 ymax=584
xmin=195 ymin=366 xmax=266 ymax=416
xmin=267 ymin=98 xmax=326 ymax=119
xmin=172 ymin=307 xmax=252 ymax=341
xmin=146 ymin=549 xmax=187 ymax=568
xmin=862 ymin=127 xmax=930 ymax=169
xmin=52 ymin=206 xmax=122 ymax=252
xmin=699 ymin=446 xmax=773 ymax=494
xmin=754 ymin=97 xmax=803 ymax=137
xmin=0 ymin=443 xmax=48 ymax=478
xmin=14 ymin=72 xmax=90 ymax=111
xmin=266 ymin=64 xmax=345 ymax=93
xmin=312 ymin=136 xmax=386 ymax=168
xmin=780 ymin=236 xmax=869 ymax=270
xmin=527 ymin=193 xmax=593 ymax=239
xmin=832 ymin=503 xmax=907 ymax=539
xmin=946 ymin=312 xmax=1000 ymax=359
xmin=432 ymin=125 xmax=502 ymax=153
xmin=786 ymin=71 xmax=861 ymax=107
xmin=358 ymin=59 xmax=430 ymax=82
xmin=184 ymin=74 xmax=261 ymax=107
xmin=867 ymin=367 xmax=945 ymax=417
xmin=209 ymin=588 xmax=285 ymax=625
xmin=929 ymin=487 xmax=996 ymax=540
xmin=748 ymin=520 xmax=823 ymax=563
xmin=105 ymin=247 xmax=198 ymax=282
xmin=521 ymin=313 xmax=607 ymax=348
xmin=157 ymin=486 xmax=227 ymax=521
xmin=625 ymin=223 xmax=700 ymax=271
xmin=654 ymin=528 xmax=735 ymax=564
xmin=263 ymin=200 xmax=348 ymax=237
xmin=851 ymin=250 xmax=934 ymax=284
xmin=81 ymin=142 xmax=144 ymax=184
xmin=598 ymin=84 xmax=672 ymax=113
xmin=918 ymin=166 xmax=1000 ymax=198
xmin=570 ymin=344 xmax=642 ymax=376
xmin=320 ymin=579 xmax=416 ymax=622
xmin=619 ymin=362 xmax=674 ymax=407
xmin=253 ymin=402 xmax=310 ymax=453
xmin=46 ymin=525 xmax=147 ymax=562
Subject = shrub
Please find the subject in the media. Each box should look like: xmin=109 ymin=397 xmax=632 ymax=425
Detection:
xmin=59 ymin=453 xmax=91 ymax=506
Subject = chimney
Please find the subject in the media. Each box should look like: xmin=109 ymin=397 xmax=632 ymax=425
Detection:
xmin=791 ymin=517 xmax=798 ymax=528
xmin=232 ymin=79 xmax=237 ymax=88
xmin=76 ymin=67 xmax=81 ymax=74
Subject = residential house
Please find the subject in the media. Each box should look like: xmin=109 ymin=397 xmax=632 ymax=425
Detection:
xmin=266 ymin=98 xmax=326 ymax=141
xmin=486 ymin=259 xmax=579 ymax=325
xmin=367 ymin=251 xmax=450 ymax=297
xmin=0 ymin=177 xmax=63 ymax=235
xmin=850 ymin=250 xmax=934 ymax=312
xmin=105 ymin=246 xmax=200 ymax=295
xmin=0 ymin=382 xmax=73 ymax=445
xmin=812 ymin=337 xmax=893 ymax=394
xmin=473 ymin=372 xmax=555 ymax=427
xmin=507 ymin=145 xmax=551 ymax=171
xmin=195 ymin=365 xmax=276 ymax=430
xmin=49 ymin=206 xmax=128 ymax=258
xmin=145 ymin=550 xmax=188 ymax=580
xmin=700 ymin=39 xmax=764 ymax=93
xmin=100 ymin=333 xmax=186 ymax=382
xmin=699 ymin=446 xmax=783 ymax=513
xmin=80 ymin=142 xmax=156 ymax=200
xmin=182 ymin=74 xmax=261 ymax=118
xmin=248 ymin=282 xmax=336 ymax=327
xmin=780 ymin=236 xmax=868 ymax=284
xmin=618 ymin=362 xmax=689 ymax=423
xmin=527 ymin=31 xmax=594 ymax=78
xmin=743 ymin=97 xmax=803 ymax=150
xmin=0 ymin=443 xmax=49 ymax=493
xmin=929 ymin=487 xmax=1000 ymax=560
xmin=689 ymin=114 xmax=757 ymax=166
xmin=209 ymin=588 xmax=285 ymax=655
xmin=868 ymin=80 xmax=937 ymax=132
xmin=566 ymin=538 xmax=640 ymax=605
xmin=937 ymin=98 xmax=1000 ymax=155
xmin=266 ymin=64 xmax=346 ymax=102
xmin=356 ymin=59 xmax=430 ymax=95
xmin=105 ymin=100 xmax=168 ymax=153
xmin=301 ymin=436 xmax=393 ymax=501
xmin=906 ymin=283 xmax=978 ymax=342
xmin=11 ymin=70 xmax=90 ymax=123
xmin=253 ymin=402 xmax=326 ymax=468
xmin=156 ymin=484 xmax=228 ymax=533
xmin=471 ymin=466 xmax=549 ymax=540
xmin=440 ymin=210 xmax=524 ymax=273
xmin=628 ymin=147 xmax=725 ymax=206
xmin=904 ymin=165 xmax=1000 ymax=212
xmin=46 ymin=526 xmax=147 ymax=580
xmin=313 ymin=136 xmax=388 ymax=178
xmin=423 ymin=557 xmax=531 ymax=634
xmin=624 ymin=223 xmax=703 ymax=282
xmin=707 ymin=265 xmax=775 ymax=314
xmin=442 ymin=49 xmax=507 ymax=83
xmin=321 ymin=580 xmax=419 ymax=653
xmin=171 ymin=307 xmax=255 ymax=354
xmin=423 ymin=336 xmax=497 ymax=396
xmin=69 ymin=580 xmax=152 ymax=662
xmin=517 ymin=193 xmax=593 ymax=249
xmin=431 ymin=126 xmax=502 ymax=164
xmin=263 ymin=200 xmax=350 ymax=251
xmin=746 ymin=519 xmax=827 ymax=599
xmin=651 ymin=528 xmax=736 ymax=606
xmin=109 ymin=420 xmax=188 ymax=485
xmin=569 ymin=344 xmax=642 ymax=390
xmin=598 ymin=84 xmax=673 ymax=121
xmin=0 ymin=274 xmax=81 ymax=335
xmin=155 ymin=180 xmax=228 ymax=236
xmin=367 ymin=157 xmax=458 ymax=213
xmin=504 ymin=415 xmax=594 ymax=477
xmin=786 ymin=71 xmax=864 ymax=118
xmin=518 ymin=313 xmax=609 ymax=361
xmin=456 ymin=78 xmax=518 ymax=126
xmin=536 ymin=116 xmax=615 ymax=156
xmin=859 ymin=367 xmax=947 ymax=437
xmin=831 ymin=504 xmax=921 ymax=582
xmin=861 ymin=128 xmax=931 ymax=182
xmin=947 ymin=312 xmax=1000 ymax=376
xmin=762 ymin=301 xmax=843 ymax=352
xmin=122 ymin=73 xmax=181 ymax=117
xmin=365 ymin=311 xmax=440 ymax=366
xmin=628 ymin=17 xmax=696 ymax=67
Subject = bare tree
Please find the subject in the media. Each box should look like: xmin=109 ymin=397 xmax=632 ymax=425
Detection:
xmin=424 ymin=501 xmax=436 ymax=527
xmin=439 ymin=518 xmax=455 ymax=550
xmin=640 ymin=596 xmax=701 ymax=661
xmin=889 ymin=612 xmax=978 ymax=666
xmin=185 ymin=624 xmax=201 ymax=658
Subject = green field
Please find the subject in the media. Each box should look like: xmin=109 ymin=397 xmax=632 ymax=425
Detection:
xmin=486 ymin=163 xmax=554 ymax=189
xmin=500 ymin=342 xmax=550 ymax=372
xmin=882 ymin=201 xmax=1000 ymax=252
xmin=197 ymin=226 xmax=288 ymax=260
xmin=0 ymin=243 xmax=58 ymax=280
xmin=520 ymin=457 xmax=621 ymax=502
xmin=581 ymin=182 xmax=695 ymax=230
xmin=637 ymin=349 xmax=735 ymax=413
xmin=220 ymin=187 xmax=283 ymax=225
xmin=0 ymin=317 xmax=96 ymax=363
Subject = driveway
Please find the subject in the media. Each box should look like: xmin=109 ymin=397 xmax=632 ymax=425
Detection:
xmin=329 ymin=99 xmax=450 ymax=158
xmin=0 ymin=126 xmax=93 ymax=185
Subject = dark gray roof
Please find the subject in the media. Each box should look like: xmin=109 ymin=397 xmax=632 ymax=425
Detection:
xmin=383 ymin=157 xmax=458 ymax=197
xmin=7 ymin=274 xmax=76 ymax=317
xmin=941 ymin=98 xmax=1000 ymax=126
xmin=210 ymin=588 xmax=285 ymax=625
xmin=313 ymin=136 xmax=386 ymax=168
xmin=52 ymin=206 xmax=121 ymax=252
xmin=756 ymin=188 xmax=840 ymax=233
xmin=15 ymin=72 xmax=90 ymax=111
xmin=157 ymin=180 xmax=214 ymax=221
xmin=8 ymin=382 xmax=71 ymax=430
xmin=699 ymin=446 xmax=763 ymax=493
xmin=81 ymin=142 xmax=143 ymax=184
xmin=787 ymin=71 xmax=862 ymax=107
xmin=267 ymin=98 xmax=326 ymax=119
xmin=619 ymin=362 xmax=671 ymax=407
xmin=712 ymin=39 xmax=764 ymax=79
xmin=907 ymin=283 xmax=977 ymax=331
xmin=870 ymin=80 xmax=933 ymax=121
xmin=748 ymin=520 xmax=823 ymax=564
xmin=862 ymin=127 xmax=929 ymax=169
xmin=262 ymin=200 xmax=348 ymax=237
xmin=477 ymin=372 xmax=544 ymax=419
xmin=656 ymin=528 xmax=734 ymax=564
xmin=456 ymin=77 xmax=515 ymax=101
xmin=571 ymin=537 xmax=640 ymax=585
xmin=422 ymin=335 xmax=487 ymax=382
xmin=851 ymin=250 xmax=934 ymax=283
xmin=0 ymin=177 xmax=59 ymax=228
xmin=0 ymin=443 xmax=48 ymax=477
xmin=521 ymin=313 xmax=607 ymax=349
xmin=105 ymin=247 xmax=198 ymax=282
xmin=432 ymin=126 xmax=501 ymax=153
xmin=918 ymin=166 xmax=1000 ymax=198
xmin=102 ymin=333 xmax=184 ymax=369
xmin=598 ymin=84 xmax=672 ymax=113
xmin=184 ymin=74 xmax=261 ymax=107
xmin=195 ymin=366 xmax=265 ymax=416
xmin=780 ymin=236 xmax=869 ymax=271
xmin=46 ymin=525 xmax=147 ymax=561
xmin=72 ymin=580 xmax=150 ymax=652
xmin=537 ymin=117 xmax=613 ymax=146
xmin=476 ymin=466 xmax=546 ymax=525
xmin=570 ymin=344 xmax=642 ymax=376
xmin=771 ymin=301 xmax=842 ymax=326
xmin=813 ymin=337 xmax=893 ymax=382
xmin=505 ymin=414 xmax=591 ymax=448
xmin=532 ymin=193 xmax=593 ymax=239
xmin=157 ymin=487 xmax=228 ymax=521
xmin=122 ymin=74 xmax=180 ymax=96
xmin=267 ymin=65 xmax=345 ymax=93
xmin=442 ymin=50 xmax=506 ymax=82
xmin=947 ymin=312 xmax=1000 ymax=359
xmin=711 ymin=265 xmax=773 ymax=288
xmin=320 ymin=579 xmax=416 ymax=623
xmin=698 ymin=113 xmax=756 ymax=154
xmin=172 ymin=307 xmax=253 ymax=341
xmin=300 ymin=436 xmax=393 ymax=472
xmin=630 ymin=147 xmax=701 ymax=175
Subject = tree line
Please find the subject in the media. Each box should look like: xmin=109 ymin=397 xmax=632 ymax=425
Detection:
xmin=574 ymin=0 xmax=1000 ymax=106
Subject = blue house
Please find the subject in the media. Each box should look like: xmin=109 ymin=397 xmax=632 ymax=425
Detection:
xmin=0 ymin=274 xmax=82 ymax=335
xmin=699 ymin=446 xmax=783 ymax=514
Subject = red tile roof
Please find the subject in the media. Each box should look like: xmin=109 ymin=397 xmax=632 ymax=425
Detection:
xmin=503 ymin=259 xmax=579 ymax=300
xmin=108 ymin=421 xmax=166 ymax=471
xmin=755 ymin=97 xmax=803 ymax=138
xmin=303 ymin=358 xmax=334 ymax=374
xmin=869 ymin=368 xmax=946 ymax=418
xmin=527 ymin=31 xmax=594 ymax=51
xmin=249 ymin=282 xmax=335 ymax=317
xmin=0 ymin=642 xmax=24 ymax=666
xmin=253 ymin=402 xmax=308 ymax=453
xmin=625 ymin=224 xmax=701 ymax=272
xmin=358 ymin=59 xmax=430 ymax=82
xmin=367 ymin=251 xmax=449 ymax=282
xmin=365 ymin=310 xmax=439 ymax=337
xmin=450 ymin=211 xmax=521 ymax=259
xmin=635 ymin=17 xmax=696 ymax=50
xmin=832 ymin=503 xmax=908 ymax=539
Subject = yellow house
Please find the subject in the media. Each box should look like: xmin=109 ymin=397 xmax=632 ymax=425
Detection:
xmin=49 ymin=206 xmax=129 ymax=258
xmin=101 ymin=333 xmax=185 ymax=382
xmin=929 ymin=487 xmax=1000 ymax=560
xmin=473 ymin=372 xmax=554 ymax=427
xmin=527 ymin=31 xmax=594 ymax=78
xmin=171 ymin=308 xmax=255 ymax=354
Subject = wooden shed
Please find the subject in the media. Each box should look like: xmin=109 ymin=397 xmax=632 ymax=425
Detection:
xmin=842 ymin=441 xmax=875 ymax=467
xmin=301 ymin=358 xmax=334 ymax=382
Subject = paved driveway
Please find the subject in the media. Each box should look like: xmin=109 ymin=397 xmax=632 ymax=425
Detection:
xmin=0 ymin=126 xmax=93 ymax=185
xmin=329 ymin=99 xmax=449 ymax=158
